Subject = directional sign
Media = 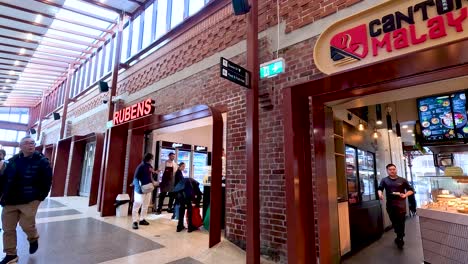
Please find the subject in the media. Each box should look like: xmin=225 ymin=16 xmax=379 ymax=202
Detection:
xmin=220 ymin=57 xmax=251 ymax=88
xmin=260 ymin=58 xmax=285 ymax=79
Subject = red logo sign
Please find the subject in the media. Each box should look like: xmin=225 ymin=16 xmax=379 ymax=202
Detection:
xmin=330 ymin=24 xmax=369 ymax=64
xmin=113 ymin=98 xmax=155 ymax=125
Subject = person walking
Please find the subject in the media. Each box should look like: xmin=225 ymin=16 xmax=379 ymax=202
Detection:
xmin=0 ymin=149 xmax=6 ymax=176
xmin=156 ymin=152 xmax=178 ymax=214
xmin=132 ymin=153 xmax=157 ymax=230
xmin=378 ymin=163 xmax=414 ymax=249
xmin=0 ymin=136 xmax=52 ymax=264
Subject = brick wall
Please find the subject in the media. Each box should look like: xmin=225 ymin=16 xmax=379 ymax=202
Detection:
xmin=41 ymin=0 xmax=372 ymax=262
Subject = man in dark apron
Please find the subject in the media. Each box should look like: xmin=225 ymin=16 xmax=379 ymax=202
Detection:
xmin=156 ymin=152 xmax=178 ymax=214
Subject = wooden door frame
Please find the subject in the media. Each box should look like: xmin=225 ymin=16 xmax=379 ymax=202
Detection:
xmin=283 ymin=39 xmax=468 ymax=263
xmin=100 ymin=104 xmax=225 ymax=248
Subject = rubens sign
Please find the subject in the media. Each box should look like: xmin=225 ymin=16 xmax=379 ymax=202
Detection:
xmin=314 ymin=0 xmax=468 ymax=75
xmin=113 ymin=98 xmax=155 ymax=125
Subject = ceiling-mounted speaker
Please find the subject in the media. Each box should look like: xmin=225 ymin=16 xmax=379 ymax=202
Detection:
xmin=53 ymin=112 xmax=60 ymax=120
xmin=99 ymin=81 xmax=109 ymax=93
xmin=232 ymin=0 xmax=250 ymax=15
xmin=30 ymin=128 xmax=36 ymax=135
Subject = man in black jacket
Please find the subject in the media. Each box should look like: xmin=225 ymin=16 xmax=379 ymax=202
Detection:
xmin=0 ymin=136 xmax=52 ymax=264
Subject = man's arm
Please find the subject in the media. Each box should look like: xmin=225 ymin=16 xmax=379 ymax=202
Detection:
xmin=39 ymin=158 xmax=53 ymax=201
xmin=400 ymin=179 xmax=415 ymax=199
xmin=377 ymin=179 xmax=385 ymax=200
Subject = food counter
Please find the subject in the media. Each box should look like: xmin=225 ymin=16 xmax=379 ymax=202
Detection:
xmin=418 ymin=207 xmax=468 ymax=264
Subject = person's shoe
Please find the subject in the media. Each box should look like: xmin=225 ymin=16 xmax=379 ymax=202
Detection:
xmin=395 ymin=237 xmax=404 ymax=249
xmin=176 ymin=226 xmax=186 ymax=232
xmin=167 ymin=208 xmax=174 ymax=213
xmin=188 ymin=226 xmax=198 ymax=233
xmin=155 ymin=209 xmax=162 ymax=215
xmin=0 ymin=255 xmax=18 ymax=264
xmin=139 ymin=219 xmax=150 ymax=226
xmin=29 ymin=240 xmax=39 ymax=254
xmin=132 ymin=222 xmax=139 ymax=230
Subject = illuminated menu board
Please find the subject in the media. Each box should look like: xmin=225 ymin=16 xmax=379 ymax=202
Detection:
xmin=417 ymin=92 xmax=468 ymax=142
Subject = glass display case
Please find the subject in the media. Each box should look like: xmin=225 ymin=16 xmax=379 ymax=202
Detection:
xmin=418 ymin=176 xmax=468 ymax=214
xmin=345 ymin=146 xmax=378 ymax=204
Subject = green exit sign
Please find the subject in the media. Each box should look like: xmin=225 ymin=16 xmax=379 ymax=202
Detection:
xmin=260 ymin=58 xmax=285 ymax=79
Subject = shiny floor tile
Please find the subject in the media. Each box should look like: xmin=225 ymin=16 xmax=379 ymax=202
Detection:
xmin=15 ymin=218 xmax=163 ymax=264
xmin=35 ymin=209 xmax=81 ymax=218
xmin=167 ymin=257 xmax=204 ymax=264
xmin=38 ymin=199 xmax=65 ymax=209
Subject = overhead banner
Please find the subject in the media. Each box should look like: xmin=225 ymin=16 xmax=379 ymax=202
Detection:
xmin=314 ymin=0 xmax=468 ymax=75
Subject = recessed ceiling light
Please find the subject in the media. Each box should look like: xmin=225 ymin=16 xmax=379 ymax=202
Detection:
xmin=407 ymin=129 xmax=413 ymax=133
xmin=402 ymin=125 xmax=409 ymax=129
xmin=8 ymin=70 xmax=15 ymax=75
xmin=5 ymin=79 xmax=10 ymax=83
xmin=35 ymin=14 xmax=42 ymax=23
xmin=412 ymin=134 xmax=415 ymax=137
xmin=14 ymin=60 xmax=20 ymax=66
xmin=19 ymin=48 xmax=26 ymax=55
xmin=26 ymin=33 xmax=33 ymax=40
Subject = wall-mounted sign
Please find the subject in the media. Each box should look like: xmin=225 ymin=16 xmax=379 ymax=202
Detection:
xmin=161 ymin=141 xmax=192 ymax=150
xmin=195 ymin=145 xmax=208 ymax=152
xmin=113 ymin=98 xmax=155 ymax=126
xmin=314 ymin=0 xmax=468 ymax=75
xmin=260 ymin=58 xmax=286 ymax=79
xmin=220 ymin=57 xmax=251 ymax=88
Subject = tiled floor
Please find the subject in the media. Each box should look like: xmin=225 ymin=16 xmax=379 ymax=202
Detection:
xmin=0 ymin=197 xmax=427 ymax=264
xmin=342 ymin=216 xmax=424 ymax=264
xmin=0 ymin=197 xmax=264 ymax=264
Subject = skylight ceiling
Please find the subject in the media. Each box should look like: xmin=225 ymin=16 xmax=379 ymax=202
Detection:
xmin=0 ymin=0 xmax=145 ymax=107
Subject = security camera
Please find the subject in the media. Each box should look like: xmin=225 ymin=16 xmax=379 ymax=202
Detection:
xmin=102 ymin=100 xmax=108 ymax=104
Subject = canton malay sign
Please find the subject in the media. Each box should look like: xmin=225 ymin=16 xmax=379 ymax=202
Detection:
xmin=314 ymin=0 xmax=468 ymax=75
xmin=113 ymin=98 xmax=155 ymax=126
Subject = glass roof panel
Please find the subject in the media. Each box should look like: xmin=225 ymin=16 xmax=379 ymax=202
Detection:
xmin=50 ymin=19 xmax=103 ymax=36
xmin=55 ymin=9 xmax=113 ymax=29
xmin=64 ymin=0 xmax=119 ymax=21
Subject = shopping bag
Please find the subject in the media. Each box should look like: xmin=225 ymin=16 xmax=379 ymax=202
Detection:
xmin=203 ymin=206 xmax=210 ymax=230
xmin=187 ymin=206 xmax=203 ymax=228
xmin=192 ymin=206 xmax=203 ymax=228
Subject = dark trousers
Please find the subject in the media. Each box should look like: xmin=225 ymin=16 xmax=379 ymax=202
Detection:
xmin=157 ymin=192 xmax=175 ymax=211
xmin=387 ymin=206 xmax=406 ymax=239
xmin=178 ymin=199 xmax=193 ymax=229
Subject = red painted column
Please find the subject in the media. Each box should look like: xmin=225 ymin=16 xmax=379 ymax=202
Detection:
xmin=246 ymin=0 xmax=260 ymax=263
xmin=35 ymin=92 xmax=46 ymax=141
xmin=107 ymin=14 xmax=124 ymax=121
xmin=60 ymin=65 xmax=74 ymax=139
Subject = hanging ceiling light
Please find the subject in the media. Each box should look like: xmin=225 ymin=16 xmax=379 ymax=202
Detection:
xmin=376 ymin=104 xmax=383 ymax=125
xmin=359 ymin=120 xmax=364 ymax=131
xmin=373 ymin=129 xmax=379 ymax=139
xmin=386 ymin=112 xmax=393 ymax=132
xmin=395 ymin=103 xmax=401 ymax=138
xmin=396 ymin=122 xmax=401 ymax=138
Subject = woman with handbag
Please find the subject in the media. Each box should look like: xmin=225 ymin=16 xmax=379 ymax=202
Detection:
xmin=132 ymin=153 xmax=158 ymax=230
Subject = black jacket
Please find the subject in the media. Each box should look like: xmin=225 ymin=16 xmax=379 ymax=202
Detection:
xmin=1 ymin=151 xmax=53 ymax=206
